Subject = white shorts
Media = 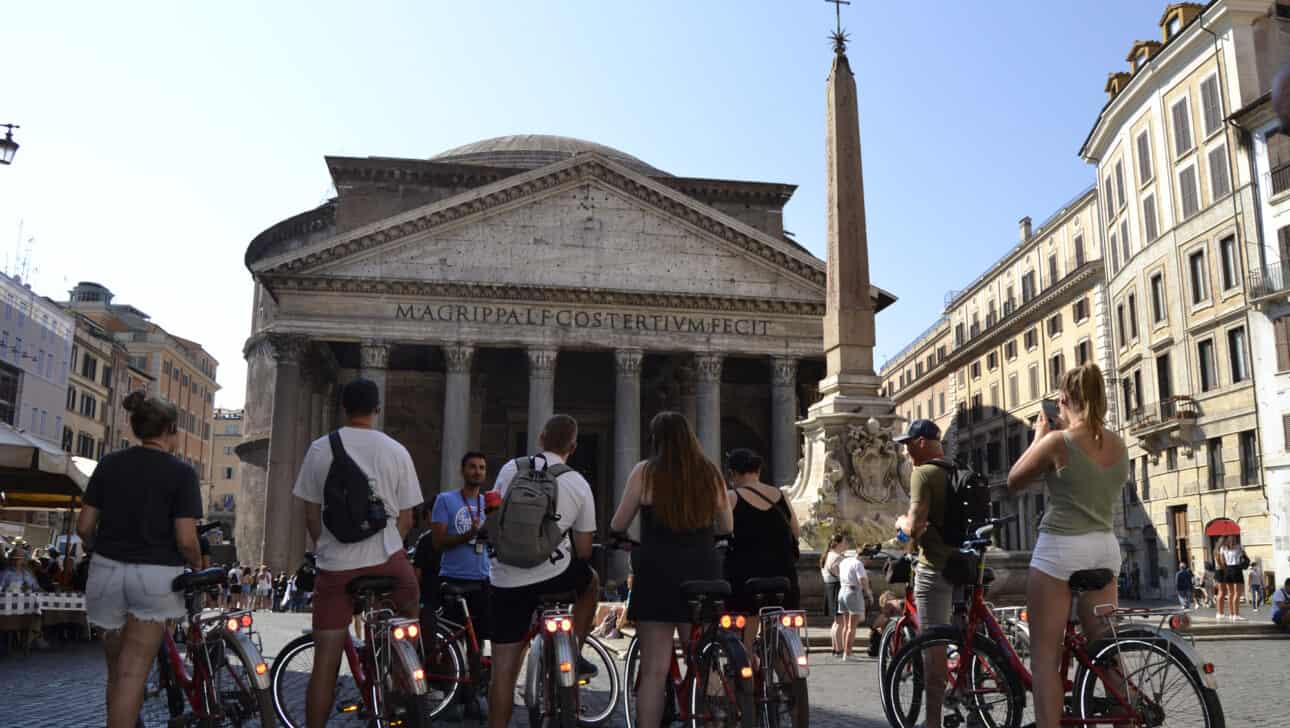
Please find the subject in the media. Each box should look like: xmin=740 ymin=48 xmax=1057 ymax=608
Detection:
xmin=1030 ymin=530 xmax=1121 ymax=582
xmin=85 ymin=553 xmax=186 ymax=630
xmin=838 ymin=585 xmax=866 ymax=618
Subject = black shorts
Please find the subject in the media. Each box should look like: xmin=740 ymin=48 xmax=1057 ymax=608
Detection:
xmin=230 ymin=584 xmax=243 ymax=594
xmin=489 ymin=561 xmax=593 ymax=644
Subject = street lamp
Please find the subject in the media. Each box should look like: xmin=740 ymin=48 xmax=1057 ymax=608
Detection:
xmin=0 ymin=124 xmax=19 ymax=165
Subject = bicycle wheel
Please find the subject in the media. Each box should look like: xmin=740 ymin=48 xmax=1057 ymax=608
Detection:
xmin=885 ymin=626 xmax=1023 ymax=728
xmin=688 ymin=638 xmax=755 ymax=728
xmin=1074 ymin=636 xmax=1224 ymax=728
xmin=418 ymin=626 xmax=465 ymax=719
xmin=269 ymin=633 xmax=366 ymax=728
xmin=878 ymin=619 xmax=919 ymax=728
xmin=624 ymin=637 xmax=678 ymax=728
xmin=764 ymin=632 xmax=808 ymax=728
xmin=576 ymin=635 xmax=620 ymax=726
xmin=201 ymin=630 xmax=275 ymax=726
xmin=140 ymin=647 xmax=186 ymax=727
xmin=380 ymin=637 xmax=434 ymax=728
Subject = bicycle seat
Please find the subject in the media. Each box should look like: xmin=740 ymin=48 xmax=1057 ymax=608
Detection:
xmin=744 ymin=577 xmax=791 ymax=595
xmin=681 ymin=580 xmax=732 ymax=598
xmin=1068 ymin=569 xmax=1115 ymax=593
xmin=172 ymin=568 xmax=227 ymax=592
xmin=346 ymin=575 xmax=398 ymax=596
xmin=441 ymin=581 xmax=483 ymax=598
xmin=538 ymin=591 xmax=577 ymax=607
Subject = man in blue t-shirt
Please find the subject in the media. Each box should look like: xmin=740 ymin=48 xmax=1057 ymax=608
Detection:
xmin=431 ymin=450 xmax=492 ymax=717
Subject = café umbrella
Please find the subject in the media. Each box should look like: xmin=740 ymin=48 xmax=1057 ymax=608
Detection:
xmin=0 ymin=424 xmax=95 ymax=526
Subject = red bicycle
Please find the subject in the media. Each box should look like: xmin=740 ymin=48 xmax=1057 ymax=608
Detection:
xmin=139 ymin=567 xmax=275 ymax=726
xmin=884 ymin=516 xmax=1224 ymax=728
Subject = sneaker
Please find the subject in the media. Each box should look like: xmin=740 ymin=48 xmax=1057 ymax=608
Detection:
xmin=1232 ymin=615 xmax=1247 ymax=621
xmin=577 ymin=655 xmax=599 ymax=678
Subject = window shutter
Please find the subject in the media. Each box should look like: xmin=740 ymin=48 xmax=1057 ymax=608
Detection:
xmin=1209 ymin=146 xmax=1230 ymax=198
xmin=1137 ymin=131 xmax=1153 ymax=182
xmin=1180 ymin=167 xmax=1198 ymax=218
xmin=1283 ymin=413 xmax=1290 ymax=452
xmin=1143 ymin=195 xmax=1158 ymax=241
xmin=1201 ymin=78 xmax=1221 ymax=136
xmin=1173 ymin=100 xmax=1192 ymax=155
xmin=1276 ymin=316 xmax=1290 ymax=371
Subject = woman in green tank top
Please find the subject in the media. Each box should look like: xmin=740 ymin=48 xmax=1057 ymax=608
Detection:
xmin=1006 ymin=363 xmax=1128 ymax=728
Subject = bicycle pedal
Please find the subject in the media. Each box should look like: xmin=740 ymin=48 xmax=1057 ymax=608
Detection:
xmin=336 ymin=700 xmax=363 ymax=715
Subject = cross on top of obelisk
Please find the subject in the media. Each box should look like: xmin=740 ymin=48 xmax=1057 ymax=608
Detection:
xmin=826 ymin=0 xmax=850 ymax=54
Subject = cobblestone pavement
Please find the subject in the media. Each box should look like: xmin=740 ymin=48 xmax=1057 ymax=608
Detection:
xmin=0 ymin=611 xmax=1280 ymax=727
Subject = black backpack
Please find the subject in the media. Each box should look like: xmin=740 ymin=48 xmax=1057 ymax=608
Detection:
xmin=322 ymin=430 xmax=388 ymax=543
xmin=929 ymin=459 xmax=991 ymax=584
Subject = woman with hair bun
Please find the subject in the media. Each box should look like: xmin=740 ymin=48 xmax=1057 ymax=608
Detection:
xmin=77 ymin=390 xmax=203 ymax=728
xmin=1007 ymin=364 xmax=1128 ymax=728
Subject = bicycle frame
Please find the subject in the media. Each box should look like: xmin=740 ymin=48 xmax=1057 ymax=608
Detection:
xmin=158 ymin=608 xmax=269 ymax=719
xmin=341 ymin=609 xmax=427 ymax=722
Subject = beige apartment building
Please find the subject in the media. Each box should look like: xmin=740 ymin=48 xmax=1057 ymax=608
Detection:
xmin=67 ymin=283 xmax=219 ymax=483
xmin=1080 ymin=0 xmax=1289 ymax=593
xmin=208 ymin=408 xmax=243 ymax=534
xmin=62 ymin=313 xmax=125 ymax=459
xmin=881 ymin=189 xmax=1111 ymax=553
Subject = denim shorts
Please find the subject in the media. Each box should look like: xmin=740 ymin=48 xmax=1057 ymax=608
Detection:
xmin=85 ymin=553 xmax=186 ymax=630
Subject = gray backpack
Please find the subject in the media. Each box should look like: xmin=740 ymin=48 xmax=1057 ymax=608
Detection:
xmin=488 ymin=456 xmax=570 ymax=568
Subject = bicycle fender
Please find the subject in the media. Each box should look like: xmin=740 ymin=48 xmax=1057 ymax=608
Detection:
xmin=777 ymin=627 xmax=809 ymax=679
xmin=553 ymin=632 xmax=577 ymax=688
xmin=523 ymin=634 xmax=545 ymax=705
xmin=225 ymin=630 xmax=271 ymax=691
xmin=1089 ymin=629 xmax=1217 ymax=691
xmin=385 ymin=637 xmax=426 ymax=695
xmin=712 ymin=629 xmax=753 ymax=675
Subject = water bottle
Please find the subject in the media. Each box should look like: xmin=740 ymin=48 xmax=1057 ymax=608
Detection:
xmin=896 ymin=528 xmax=909 ymax=544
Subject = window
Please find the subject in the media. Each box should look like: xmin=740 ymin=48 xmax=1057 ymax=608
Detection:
xmin=1239 ymin=430 xmax=1259 ymax=485
xmin=1207 ymin=437 xmax=1224 ymax=490
xmin=987 ymin=352 xmax=998 ymax=370
xmin=1114 ymin=161 xmax=1126 ymax=210
xmin=1200 ymin=76 xmax=1222 ymax=136
xmin=1150 ymin=273 xmax=1166 ymax=324
xmin=1004 ymin=287 xmax=1015 ymax=315
xmin=990 ymin=383 xmax=999 ymax=409
xmin=1076 ymin=339 xmax=1091 ymax=366
xmin=937 ymin=345 xmax=946 ymax=362
xmin=1208 ymin=145 xmax=1231 ymax=199
xmin=1198 ymin=339 xmax=1218 ymax=392
xmin=1136 ymin=130 xmax=1153 ymax=183
xmin=1073 ymin=297 xmax=1088 ymax=322
xmin=1276 ymin=316 xmax=1290 ymax=371
xmin=971 ymin=314 xmax=980 ymax=338
xmin=1228 ymin=327 xmax=1249 ymax=383
xmin=987 ymin=301 xmax=997 ymax=328
xmin=1105 ymin=175 xmax=1116 ymax=212
xmin=1117 ymin=304 xmax=1127 ymax=347
xmin=955 ymin=323 xmax=965 ymax=347
xmin=1021 ymin=272 xmax=1036 ymax=303
xmin=1179 ymin=166 xmax=1199 ymax=219
xmin=986 ymin=440 xmax=1002 ymax=473
xmin=1219 ymin=236 xmax=1238 ymax=291
xmin=61 ymin=426 xmax=72 ymax=452
xmin=1141 ymin=457 xmax=1151 ymax=502
xmin=1008 ymin=373 xmax=1019 ymax=407
xmin=1122 ymin=377 xmax=1136 ymax=418
xmin=1049 ymin=353 xmax=1065 ymax=390
xmin=1008 ymin=433 xmax=1022 ymax=465
xmin=1143 ymin=194 xmax=1158 ymax=241
xmin=1048 ymin=254 xmax=1059 ymax=285
xmin=65 ymin=386 xmax=76 ymax=411
xmin=971 ymin=361 xmax=981 ymax=379
xmin=1047 ymin=313 xmax=1062 ymax=337
xmin=1074 ymin=235 xmax=1085 ymax=266
xmin=1004 ymin=339 xmax=1017 ymax=359
xmin=163 ymin=360 xmax=172 ymax=375
xmin=76 ymin=432 xmax=95 ymax=459
xmin=1024 ymin=328 xmax=1038 ymax=350
xmin=224 ymin=467 xmax=235 ymax=480
xmin=938 ymin=392 xmax=945 ymax=415
xmin=1128 ymin=293 xmax=1139 ymax=340
xmin=224 ymin=446 xmax=234 ymax=455
xmin=80 ymin=353 xmax=97 ymax=381
xmin=1167 ymin=446 xmax=1179 ymax=470
xmin=1109 ymin=232 xmax=1120 ymax=273
xmin=1166 ymin=14 xmax=1181 ymax=38
xmin=971 ymin=394 xmax=983 ymax=422
xmin=1189 ymin=250 xmax=1209 ymax=305
xmin=1171 ymin=98 xmax=1193 ymax=156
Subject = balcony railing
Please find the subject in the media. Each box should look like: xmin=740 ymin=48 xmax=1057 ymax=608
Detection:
xmin=1127 ymin=395 xmax=1199 ymax=434
xmin=1271 ymin=162 xmax=1290 ymax=196
xmin=1249 ymin=261 xmax=1290 ymax=301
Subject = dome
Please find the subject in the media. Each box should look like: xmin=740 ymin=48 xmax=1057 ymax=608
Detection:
xmin=431 ymin=134 xmax=669 ymax=177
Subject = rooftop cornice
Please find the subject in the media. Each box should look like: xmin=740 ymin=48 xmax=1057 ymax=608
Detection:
xmin=656 ymin=176 xmax=798 ymax=204
xmin=254 ymin=152 xmax=827 ymax=289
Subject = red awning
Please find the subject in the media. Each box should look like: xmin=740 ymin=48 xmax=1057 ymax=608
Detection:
xmin=1204 ymin=518 xmax=1240 ymax=537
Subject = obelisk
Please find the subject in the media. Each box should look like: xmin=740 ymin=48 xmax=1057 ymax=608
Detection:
xmin=787 ymin=20 xmax=905 ymax=549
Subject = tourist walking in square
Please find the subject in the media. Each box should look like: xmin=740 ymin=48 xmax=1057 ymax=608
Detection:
xmin=1175 ymin=562 xmax=1194 ymax=610
xmin=820 ymin=532 xmax=847 ymax=656
xmin=1249 ymin=558 xmax=1265 ymax=611
xmin=835 ymin=547 xmax=871 ymax=661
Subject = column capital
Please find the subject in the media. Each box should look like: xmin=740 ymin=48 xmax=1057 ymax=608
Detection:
xmin=265 ymin=334 xmax=309 ymax=364
xmin=614 ymin=348 xmax=644 ymax=377
xmin=443 ymin=342 xmax=475 ymax=373
xmin=527 ymin=347 xmax=559 ymax=377
xmin=360 ymin=340 xmax=389 ymax=370
xmin=770 ymin=356 xmax=798 ymax=387
xmin=693 ymin=353 xmax=724 ymax=383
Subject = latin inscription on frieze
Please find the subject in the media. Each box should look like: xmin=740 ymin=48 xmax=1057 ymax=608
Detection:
xmin=395 ymin=303 xmax=771 ymax=336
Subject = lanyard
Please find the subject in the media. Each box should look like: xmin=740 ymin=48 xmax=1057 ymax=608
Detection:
xmin=460 ymin=490 xmax=481 ymax=526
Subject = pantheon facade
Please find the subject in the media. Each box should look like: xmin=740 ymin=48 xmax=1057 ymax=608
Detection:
xmin=235 ymin=135 xmax=894 ymax=571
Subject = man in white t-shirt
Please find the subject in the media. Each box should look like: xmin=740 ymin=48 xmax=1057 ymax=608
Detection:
xmin=292 ymin=378 xmax=424 ymax=728
xmin=486 ymin=414 xmax=599 ymax=728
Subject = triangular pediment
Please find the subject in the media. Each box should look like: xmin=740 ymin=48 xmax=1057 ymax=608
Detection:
xmin=254 ymin=153 xmax=828 ymax=304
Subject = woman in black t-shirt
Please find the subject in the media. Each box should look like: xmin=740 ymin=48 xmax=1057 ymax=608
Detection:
xmin=77 ymin=391 xmax=203 ymax=728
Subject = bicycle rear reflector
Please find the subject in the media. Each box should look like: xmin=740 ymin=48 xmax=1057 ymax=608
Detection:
xmin=739 ymin=667 xmax=753 ymax=679
xmin=779 ymin=613 xmax=806 ymax=628
xmin=559 ymin=661 xmax=573 ymax=673
xmin=240 ymin=614 xmax=253 ymax=628
xmin=796 ymin=655 xmax=808 ymax=666
xmin=719 ymin=614 xmax=747 ymax=629
xmin=255 ymin=662 xmax=268 ymax=675
xmin=1168 ymin=613 xmax=1191 ymax=631
xmin=407 ymin=624 xmax=419 ymax=639
xmin=413 ymin=668 xmax=425 ymax=681
xmin=393 ymin=627 xmax=407 ymax=640
xmin=225 ymin=618 xmax=240 ymax=632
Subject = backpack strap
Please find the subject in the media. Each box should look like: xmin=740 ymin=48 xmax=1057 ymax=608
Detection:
xmin=546 ymin=463 xmax=574 ymax=478
xmin=328 ymin=430 xmax=344 ymax=458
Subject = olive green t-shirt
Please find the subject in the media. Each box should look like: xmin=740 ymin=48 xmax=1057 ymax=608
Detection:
xmin=910 ymin=462 xmax=951 ymax=570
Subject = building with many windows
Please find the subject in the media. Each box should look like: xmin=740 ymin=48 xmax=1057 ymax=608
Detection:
xmin=63 ymin=313 xmax=127 ymax=459
xmin=208 ymin=408 xmax=243 ymax=534
xmin=66 ymin=282 xmax=220 ymax=484
xmin=0 ymin=272 xmax=75 ymax=447
xmin=881 ymin=190 xmax=1111 ymax=552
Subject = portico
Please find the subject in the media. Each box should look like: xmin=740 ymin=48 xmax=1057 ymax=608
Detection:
xmin=234 ymin=135 xmax=894 ymax=573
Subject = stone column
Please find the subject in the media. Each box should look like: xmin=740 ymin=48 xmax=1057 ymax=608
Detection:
xmin=360 ymin=340 xmax=389 ymax=430
xmin=676 ymin=365 xmax=698 ymax=426
xmin=770 ymin=356 xmax=799 ymax=487
xmin=612 ymin=349 xmax=643 ymax=582
xmin=285 ymin=362 xmax=318 ymax=572
xmin=263 ymin=333 xmax=307 ymax=573
xmin=694 ymin=353 xmax=724 ymax=465
xmin=526 ymin=348 xmax=558 ymax=453
xmin=439 ymin=342 xmax=475 ymax=493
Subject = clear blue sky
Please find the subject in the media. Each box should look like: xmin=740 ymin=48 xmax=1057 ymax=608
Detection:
xmin=1 ymin=1 xmax=1170 ymax=408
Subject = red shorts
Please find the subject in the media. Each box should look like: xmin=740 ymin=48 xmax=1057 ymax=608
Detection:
xmin=312 ymin=551 xmax=419 ymax=631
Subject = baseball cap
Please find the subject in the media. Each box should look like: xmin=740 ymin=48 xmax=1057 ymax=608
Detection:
xmin=893 ymin=419 xmax=941 ymax=444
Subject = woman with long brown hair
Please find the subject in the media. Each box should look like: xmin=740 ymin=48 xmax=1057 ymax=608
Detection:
xmin=1007 ymin=364 xmax=1127 ymax=728
xmin=611 ymin=411 xmax=733 ymax=728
